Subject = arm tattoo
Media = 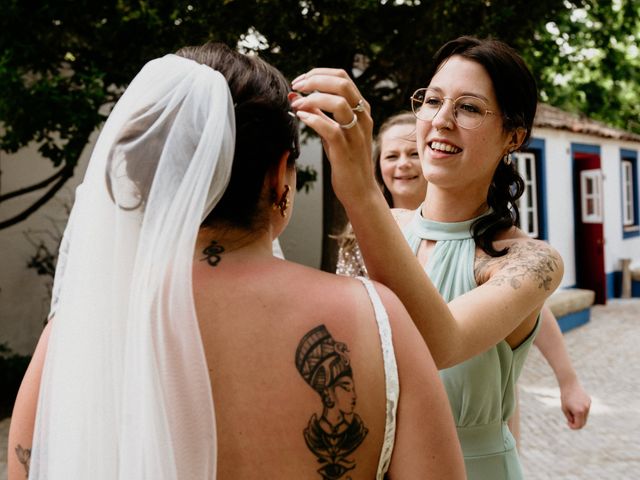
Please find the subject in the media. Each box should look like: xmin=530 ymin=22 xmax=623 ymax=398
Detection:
xmin=295 ymin=325 xmax=368 ymax=479
xmin=479 ymin=241 xmax=560 ymax=291
xmin=473 ymin=252 xmax=493 ymax=285
xmin=200 ymin=240 xmax=224 ymax=267
xmin=15 ymin=444 xmax=31 ymax=478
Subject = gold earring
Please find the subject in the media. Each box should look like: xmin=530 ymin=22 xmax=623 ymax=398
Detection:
xmin=273 ymin=185 xmax=291 ymax=218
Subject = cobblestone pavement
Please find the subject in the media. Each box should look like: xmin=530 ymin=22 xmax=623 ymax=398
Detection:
xmin=519 ymin=298 xmax=640 ymax=479
xmin=1 ymin=299 xmax=638 ymax=478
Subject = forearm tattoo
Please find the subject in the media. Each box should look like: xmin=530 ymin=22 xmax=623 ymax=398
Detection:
xmin=295 ymin=325 xmax=368 ymax=480
xmin=15 ymin=444 xmax=31 ymax=478
xmin=201 ymin=240 xmax=224 ymax=267
xmin=475 ymin=240 xmax=560 ymax=291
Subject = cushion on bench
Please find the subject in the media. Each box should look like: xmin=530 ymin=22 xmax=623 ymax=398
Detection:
xmin=545 ymin=288 xmax=595 ymax=318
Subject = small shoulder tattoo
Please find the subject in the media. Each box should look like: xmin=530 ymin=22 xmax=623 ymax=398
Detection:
xmin=15 ymin=444 xmax=31 ymax=478
xmin=201 ymin=240 xmax=224 ymax=267
xmin=473 ymin=250 xmax=493 ymax=284
xmin=295 ymin=325 xmax=368 ymax=479
xmin=481 ymin=240 xmax=561 ymax=292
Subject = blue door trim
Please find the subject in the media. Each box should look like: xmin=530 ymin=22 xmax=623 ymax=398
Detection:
xmin=528 ymin=137 xmax=548 ymax=240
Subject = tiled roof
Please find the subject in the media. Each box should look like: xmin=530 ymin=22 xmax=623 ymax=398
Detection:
xmin=534 ymin=103 xmax=640 ymax=143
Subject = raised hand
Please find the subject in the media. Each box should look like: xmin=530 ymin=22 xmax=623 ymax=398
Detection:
xmin=291 ymin=68 xmax=377 ymax=206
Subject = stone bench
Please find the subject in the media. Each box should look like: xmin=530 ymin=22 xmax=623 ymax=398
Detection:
xmin=545 ymin=288 xmax=595 ymax=332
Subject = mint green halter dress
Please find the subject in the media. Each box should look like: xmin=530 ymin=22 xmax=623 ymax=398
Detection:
xmin=402 ymin=207 xmax=540 ymax=479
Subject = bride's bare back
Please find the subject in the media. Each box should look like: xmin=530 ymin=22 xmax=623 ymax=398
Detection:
xmin=194 ymin=248 xmax=463 ymax=479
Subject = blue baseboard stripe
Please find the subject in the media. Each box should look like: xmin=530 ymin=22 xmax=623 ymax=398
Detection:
xmin=607 ymin=272 xmax=618 ymax=298
xmin=606 ymin=271 xmax=640 ymax=298
xmin=557 ymin=308 xmax=591 ymax=333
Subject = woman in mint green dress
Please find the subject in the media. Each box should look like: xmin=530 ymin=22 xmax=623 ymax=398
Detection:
xmin=293 ymin=36 xmax=565 ymax=479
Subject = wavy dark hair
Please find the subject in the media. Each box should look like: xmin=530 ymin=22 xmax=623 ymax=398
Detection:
xmin=427 ymin=36 xmax=537 ymax=256
xmin=176 ymin=43 xmax=300 ymax=230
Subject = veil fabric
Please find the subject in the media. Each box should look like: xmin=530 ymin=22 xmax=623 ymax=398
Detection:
xmin=30 ymin=54 xmax=235 ymax=479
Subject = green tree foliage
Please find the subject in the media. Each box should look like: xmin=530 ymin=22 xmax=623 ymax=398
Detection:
xmin=3 ymin=0 xmax=635 ymax=266
xmin=250 ymin=0 xmax=575 ymax=127
xmin=0 ymin=1 xmax=572 ymax=226
xmin=0 ymin=1 xmax=249 ymax=228
xmin=522 ymin=0 xmax=640 ymax=133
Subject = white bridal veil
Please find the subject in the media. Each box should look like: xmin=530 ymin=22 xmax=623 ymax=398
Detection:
xmin=30 ymin=54 xmax=235 ymax=479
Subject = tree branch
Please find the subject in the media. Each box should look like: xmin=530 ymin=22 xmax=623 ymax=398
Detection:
xmin=0 ymin=167 xmax=69 ymax=202
xmin=0 ymin=170 xmax=73 ymax=229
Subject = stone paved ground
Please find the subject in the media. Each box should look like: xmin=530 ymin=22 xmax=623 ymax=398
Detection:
xmin=519 ymin=298 xmax=640 ymax=479
xmin=1 ymin=299 xmax=638 ymax=478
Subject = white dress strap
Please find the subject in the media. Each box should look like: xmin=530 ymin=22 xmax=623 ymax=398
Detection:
xmin=356 ymin=277 xmax=400 ymax=479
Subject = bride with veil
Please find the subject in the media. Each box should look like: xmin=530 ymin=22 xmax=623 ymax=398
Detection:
xmin=8 ymin=43 xmax=463 ymax=479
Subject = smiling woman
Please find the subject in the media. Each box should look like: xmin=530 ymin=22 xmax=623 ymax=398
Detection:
xmin=335 ymin=112 xmax=426 ymax=277
xmin=293 ymin=36 xmax=564 ymax=480
xmin=374 ymin=112 xmax=427 ymax=209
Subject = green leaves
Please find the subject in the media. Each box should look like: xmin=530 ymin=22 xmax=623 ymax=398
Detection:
xmin=1 ymin=0 xmax=638 ymax=229
xmin=524 ymin=0 xmax=640 ymax=133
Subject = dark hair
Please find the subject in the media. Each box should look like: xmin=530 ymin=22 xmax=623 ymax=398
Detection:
xmin=427 ymin=36 xmax=536 ymax=256
xmin=176 ymin=43 xmax=299 ymax=230
xmin=106 ymin=44 xmax=299 ymax=228
xmin=373 ymin=111 xmax=416 ymax=208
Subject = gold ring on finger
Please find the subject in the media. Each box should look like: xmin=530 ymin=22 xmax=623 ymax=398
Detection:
xmin=338 ymin=113 xmax=358 ymax=130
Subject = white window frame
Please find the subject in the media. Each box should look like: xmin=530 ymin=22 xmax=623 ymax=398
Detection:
xmin=622 ymin=160 xmax=634 ymax=226
xmin=580 ymin=169 xmax=604 ymax=224
xmin=514 ymin=152 xmax=539 ymax=237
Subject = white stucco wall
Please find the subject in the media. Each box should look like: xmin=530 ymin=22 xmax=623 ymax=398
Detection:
xmin=535 ymin=128 xmax=577 ymax=288
xmin=603 ymin=140 xmax=640 ymax=272
xmin=0 ymin=137 xmax=93 ymax=355
xmin=279 ymin=136 xmax=323 ymax=269
xmin=532 ymin=127 xmax=640 ymax=289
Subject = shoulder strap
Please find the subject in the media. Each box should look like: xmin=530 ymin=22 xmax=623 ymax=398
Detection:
xmin=355 ymin=277 xmax=399 ymax=478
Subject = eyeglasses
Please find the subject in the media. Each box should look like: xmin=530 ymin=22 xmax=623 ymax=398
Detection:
xmin=410 ymin=87 xmax=495 ymax=130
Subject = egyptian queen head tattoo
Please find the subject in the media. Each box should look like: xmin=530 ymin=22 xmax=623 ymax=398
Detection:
xmin=295 ymin=325 xmax=368 ymax=480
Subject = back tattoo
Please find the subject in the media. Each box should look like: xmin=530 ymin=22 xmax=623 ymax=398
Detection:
xmin=295 ymin=325 xmax=368 ymax=480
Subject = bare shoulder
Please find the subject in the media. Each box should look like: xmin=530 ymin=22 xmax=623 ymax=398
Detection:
xmin=364 ymin=280 xmax=436 ymax=359
xmin=305 ymin=275 xmax=418 ymax=351
xmin=474 ymin=235 xmax=564 ymax=293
